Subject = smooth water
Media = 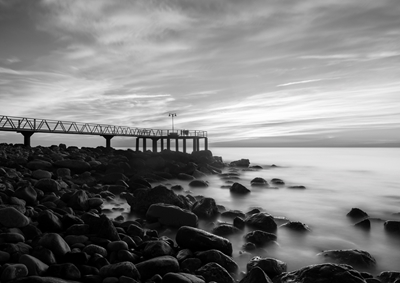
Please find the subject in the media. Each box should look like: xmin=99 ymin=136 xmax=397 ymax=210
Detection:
xmin=108 ymin=147 xmax=400 ymax=274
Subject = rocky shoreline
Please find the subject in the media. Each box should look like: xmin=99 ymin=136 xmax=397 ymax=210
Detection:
xmin=0 ymin=143 xmax=399 ymax=283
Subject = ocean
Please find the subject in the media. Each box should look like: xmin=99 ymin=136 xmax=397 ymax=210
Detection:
xmin=110 ymin=147 xmax=400 ymax=274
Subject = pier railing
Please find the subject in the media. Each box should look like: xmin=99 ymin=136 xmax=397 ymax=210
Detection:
xmin=0 ymin=115 xmax=207 ymax=137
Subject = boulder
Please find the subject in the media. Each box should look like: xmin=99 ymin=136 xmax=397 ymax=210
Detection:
xmin=162 ymin=272 xmax=205 ymax=283
xmin=81 ymin=213 xmax=120 ymax=241
xmin=0 ymin=263 xmax=29 ymax=282
xmin=34 ymin=179 xmax=60 ymax=193
xmin=384 ymin=220 xmax=400 ymax=233
xmin=0 ymin=207 xmax=30 ymax=228
xmin=32 ymin=169 xmax=52 ymax=180
xmin=54 ymin=159 xmax=91 ymax=173
xmin=317 ymin=249 xmax=376 ymax=269
xmin=126 ymin=185 xmax=189 ymax=214
xmin=273 ymin=263 xmax=368 ymax=283
xmin=246 ymin=256 xmax=286 ymax=279
xmin=27 ymin=160 xmax=53 ymax=171
xmin=354 ymin=219 xmax=371 ymax=230
xmin=37 ymin=210 xmax=63 ymax=232
xmin=191 ymin=197 xmax=219 ymax=219
xmin=245 ymin=212 xmax=277 ymax=233
xmin=377 ymin=271 xmax=400 ymax=283
xmin=38 ymin=233 xmax=71 ymax=257
xmin=230 ymin=182 xmax=251 ymax=194
xmin=176 ymin=226 xmax=232 ymax=256
xmin=230 ymin=159 xmax=250 ymax=167
xmin=14 ymin=186 xmax=37 ymax=205
xmin=99 ymin=261 xmax=140 ymax=280
xmin=279 ymin=221 xmax=310 ymax=232
xmin=221 ymin=210 xmax=245 ymax=219
xmin=178 ymin=173 xmax=195 ymax=181
xmin=135 ymin=255 xmax=179 ymax=280
xmin=46 ymin=263 xmax=81 ymax=280
xmin=250 ymin=178 xmax=268 ymax=187
xmin=244 ymin=230 xmax=277 ymax=247
xmin=188 ymin=180 xmax=209 ymax=188
xmin=212 ymin=224 xmax=241 ymax=237
xmin=240 ymin=266 xmax=273 ymax=283
xmin=270 ymin=178 xmax=284 ymax=185
xmin=143 ymin=240 xmax=173 ymax=259
xmin=195 ymin=262 xmax=234 ymax=283
xmin=347 ymin=208 xmax=369 ymax=219
xmin=146 ymin=203 xmax=198 ymax=228
xmin=195 ymin=249 xmax=238 ymax=273
xmin=19 ymin=254 xmax=49 ymax=276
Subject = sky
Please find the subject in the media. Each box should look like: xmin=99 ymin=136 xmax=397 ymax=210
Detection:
xmin=0 ymin=0 xmax=399 ymax=147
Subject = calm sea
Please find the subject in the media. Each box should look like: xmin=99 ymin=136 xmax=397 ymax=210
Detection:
xmin=111 ymin=147 xmax=400 ymax=274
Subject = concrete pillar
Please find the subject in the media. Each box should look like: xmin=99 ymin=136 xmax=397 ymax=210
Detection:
xmin=204 ymin=137 xmax=208 ymax=151
xmin=20 ymin=131 xmax=34 ymax=147
xmin=160 ymin=138 xmax=164 ymax=151
xmin=102 ymin=135 xmax=114 ymax=148
xmin=175 ymin=138 xmax=179 ymax=152
xmin=183 ymin=138 xmax=187 ymax=153
xmin=136 ymin=138 xmax=140 ymax=151
xmin=152 ymin=138 xmax=158 ymax=153
xmin=196 ymin=138 xmax=200 ymax=151
xmin=167 ymin=138 xmax=171 ymax=150
xmin=143 ymin=138 xmax=147 ymax=152
xmin=193 ymin=138 xmax=197 ymax=152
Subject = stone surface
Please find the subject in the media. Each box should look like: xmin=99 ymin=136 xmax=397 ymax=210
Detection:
xmin=162 ymin=272 xmax=205 ymax=283
xmin=246 ymin=256 xmax=286 ymax=279
xmin=240 ymin=266 xmax=273 ymax=283
xmin=279 ymin=221 xmax=311 ymax=232
xmin=245 ymin=212 xmax=277 ymax=233
xmin=135 ymin=255 xmax=179 ymax=280
xmin=188 ymin=180 xmax=209 ymax=188
xmin=230 ymin=182 xmax=251 ymax=194
xmin=378 ymin=271 xmax=400 ymax=283
xmin=54 ymin=159 xmax=91 ymax=173
xmin=176 ymin=226 xmax=233 ymax=256
xmin=1 ymin=263 xmax=29 ymax=282
xmin=212 ymin=224 xmax=241 ymax=237
xmin=34 ymin=179 xmax=60 ymax=193
xmin=250 ymin=178 xmax=268 ymax=187
xmin=384 ymin=220 xmax=400 ymax=233
xmin=99 ymin=261 xmax=140 ymax=280
xmin=19 ymin=254 xmax=49 ymax=276
xmin=0 ymin=206 xmax=30 ymax=228
xmin=38 ymin=233 xmax=71 ymax=257
xmin=146 ymin=203 xmax=198 ymax=228
xmin=191 ymin=197 xmax=219 ymax=219
xmin=317 ymin=249 xmax=376 ymax=269
xmin=244 ymin=230 xmax=277 ymax=247
xmin=195 ymin=262 xmax=235 ymax=283
xmin=347 ymin=208 xmax=369 ymax=219
xmin=195 ymin=249 xmax=238 ymax=273
xmin=229 ymin=159 xmax=250 ymax=167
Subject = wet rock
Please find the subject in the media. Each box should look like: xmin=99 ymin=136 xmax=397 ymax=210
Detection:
xmin=347 ymin=208 xmax=369 ymax=219
xmin=126 ymin=185 xmax=189 ymax=214
xmin=56 ymin=168 xmax=71 ymax=179
xmin=27 ymin=160 xmax=53 ymax=171
xmin=143 ymin=240 xmax=173 ymax=259
xmin=378 ymin=271 xmax=400 ymax=283
xmin=245 ymin=212 xmax=277 ymax=233
xmin=0 ymin=206 xmax=30 ymax=228
xmin=0 ymin=263 xmax=29 ymax=282
xmin=162 ymin=272 xmax=205 ymax=283
xmin=31 ymin=247 xmax=56 ymax=266
xmin=193 ymin=169 xmax=207 ymax=179
xmin=102 ymin=172 xmax=128 ymax=185
xmin=83 ymin=244 xmax=108 ymax=257
xmin=178 ymin=173 xmax=195 ymax=181
xmin=38 ymin=233 xmax=71 ymax=257
xmin=67 ymin=190 xmax=89 ymax=211
xmin=355 ymin=219 xmax=371 ymax=230
xmin=107 ymin=240 xmax=128 ymax=252
xmin=273 ymin=263 xmax=367 ymax=283
xmin=146 ymin=203 xmax=198 ymax=228
xmin=279 ymin=221 xmax=311 ymax=232
xmin=37 ymin=210 xmax=63 ymax=232
xmin=317 ymin=249 xmax=376 ymax=269
xmin=136 ymin=255 xmax=179 ymax=280
xmin=230 ymin=159 xmax=250 ymax=167
xmin=81 ymin=213 xmax=120 ymax=241
xmin=230 ymin=182 xmax=251 ymax=194
xmin=212 ymin=224 xmax=241 ymax=237
xmin=240 ymin=266 xmax=273 ymax=283
xmin=176 ymin=226 xmax=232 ymax=256
xmin=54 ymin=159 xmax=91 ymax=173
xmin=14 ymin=186 xmax=37 ymax=205
xmin=99 ymin=261 xmax=140 ymax=280
xmin=188 ymin=180 xmax=209 ymax=188
xmin=32 ymin=169 xmax=52 ymax=180
xmin=250 ymin=178 xmax=268 ymax=187
xmin=244 ymin=230 xmax=277 ymax=247
xmin=195 ymin=249 xmax=238 ymax=273
xmin=196 ymin=262 xmax=234 ymax=283
xmin=0 ymin=251 xmax=11 ymax=263
xmin=246 ymin=256 xmax=286 ymax=278
xmin=234 ymin=216 xmax=246 ymax=230
xmin=221 ymin=210 xmax=245 ymax=219
xmin=192 ymin=197 xmax=219 ymax=219
xmin=384 ymin=220 xmax=400 ymax=233
xmin=0 ymin=232 xmax=25 ymax=243
xmin=34 ymin=179 xmax=60 ymax=193
xmin=181 ymin=258 xmax=202 ymax=273
xmin=270 ymin=178 xmax=284 ymax=185
xmin=287 ymin=185 xmax=306 ymax=189
xmin=46 ymin=263 xmax=81 ymax=280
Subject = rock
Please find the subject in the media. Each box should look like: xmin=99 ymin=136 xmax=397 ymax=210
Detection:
xmin=34 ymin=179 xmax=60 ymax=193
xmin=0 ymin=207 xmax=30 ymax=228
xmin=38 ymin=233 xmax=71 ymax=257
xmin=162 ymin=272 xmax=205 ymax=283
xmin=384 ymin=220 xmax=400 ymax=233
xmin=279 ymin=221 xmax=310 ymax=232
xmin=195 ymin=249 xmax=238 ymax=273
xmin=250 ymin=178 xmax=268 ymax=187
xmin=193 ymin=169 xmax=207 ymax=179
xmin=14 ymin=186 xmax=37 ymax=205
xmin=31 ymin=247 xmax=57 ymax=266
xmin=81 ymin=213 xmax=120 ymax=241
xmin=102 ymin=172 xmax=128 ymax=185
xmin=54 ymin=159 xmax=91 ymax=173
xmin=83 ymin=244 xmax=107 ymax=257
xmin=195 ymin=262 xmax=234 ymax=283
xmin=99 ymin=261 xmax=140 ymax=280
xmin=234 ymin=216 xmax=246 ymax=230
xmin=240 ymin=266 xmax=273 ymax=283
xmin=178 ymin=173 xmax=195 ymax=181
xmin=37 ymin=210 xmax=63 ymax=232
xmin=146 ymin=203 xmax=198 ymax=228
xmin=230 ymin=182 xmax=251 ymax=194
xmin=188 ymin=180 xmax=209 ymax=188
xmin=87 ymin=197 xmax=103 ymax=209
xmin=27 ymin=160 xmax=53 ymax=171
xmin=0 ymin=263 xmax=29 ymax=282
xmin=56 ymin=168 xmax=71 ymax=179
xmin=0 ymin=251 xmax=11 ymax=263
xmin=176 ymin=226 xmax=232 ymax=256
xmin=245 ymin=212 xmax=277 ymax=233
xmin=63 ymin=252 xmax=89 ymax=265
xmin=67 ymin=190 xmax=89 ymax=211
xmin=143 ymin=240 xmax=173 ymax=259
xmin=347 ymin=208 xmax=369 ymax=219
xmin=246 ymin=256 xmax=286 ymax=279
xmin=212 ymin=224 xmax=241 ymax=237
xmin=287 ymin=185 xmax=306 ymax=189
xmin=181 ymin=258 xmax=202 ymax=273
xmin=230 ymin=159 xmax=250 ymax=167
xmin=107 ymin=241 xmax=128 ymax=252
xmin=0 ymin=232 xmax=25 ymax=243
xmin=126 ymin=185 xmax=189 ymax=214
xmin=145 ymin=156 xmax=166 ymax=170
xmin=317 ymin=249 xmax=376 ymax=269
xmin=46 ymin=263 xmax=81 ymax=280
xmin=270 ymin=178 xmax=284 ymax=185
xmin=244 ymin=230 xmax=277 ymax=247
xmin=354 ymin=219 xmax=371 ymax=230
xmin=32 ymin=169 xmax=52 ymax=180
xmin=192 ymin=197 xmax=219 ymax=219
xmin=221 ymin=210 xmax=245 ymax=219
xmin=273 ymin=263 xmax=367 ymax=283
xmin=377 ymin=271 xmax=400 ymax=283
xmin=135 ymin=255 xmax=179 ymax=280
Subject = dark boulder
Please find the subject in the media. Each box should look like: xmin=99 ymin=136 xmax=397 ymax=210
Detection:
xmin=143 ymin=240 xmax=173 ymax=259
xmin=279 ymin=221 xmax=310 ymax=232
xmin=384 ymin=220 xmax=400 ymax=233
xmin=230 ymin=159 xmax=250 ymax=167
xmin=250 ymin=178 xmax=268 ymax=187
xmin=135 ymin=255 xmax=179 ymax=280
xmin=221 ymin=210 xmax=245 ymax=219
xmin=317 ymin=249 xmax=376 ymax=269
xmin=240 ymin=266 xmax=273 ymax=283
xmin=195 ymin=262 xmax=234 ymax=283
xmin=99 ymin=261 xmax=140 ymax=280
xmin=354 ymin=219 xmax=371 ymax=230
xmin=54 ymin=159 xmax=91 ymax=173
xmin=244 ymin=230 xmax=277 ymax=247
xmin=377 ymin=271 xmax=400 ymax=283
xmin=195 ymin=249 xmax=238 ymax=273
xmin=188 ymin=180 xmax=209 ymax=188
xmin=245 ymin=213 xmax=277 ymax=233
xmin=347 ymin=208 xmax=369 ymax=219
xmin=162 ymin=272 xmax=205 ymax=283
xmin=230 ymin=182 xmax=251 ymax=194
xmin=146 ymin=203 xmax=198 ymax=228
xmin=81 ymin=213 xmax=120 ymax=241
xmin=34 ymin=179 xmax=60 ymax=193
xmin=176 ymin=226 xmax=233 ymax=256
xmin=270 ymin=178 xmax=284 ymax=185
xmin=212 ymin=224 xmax=241 ymax=237
xmin=192 ymin=197 xmax=219 ymax=219
xmin=45 ymin=263 xmax=81 ymax=280
xmin=246 ymin=256 xmax=286 ymax=279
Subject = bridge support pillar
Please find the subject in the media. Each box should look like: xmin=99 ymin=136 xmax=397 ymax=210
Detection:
xmin=193 ymin=138 xmax=197 ymax=152
xmin=204 ymin=137 xmax=208 ymax=151
xmin=160 ymin=138 xmax=164 ymax=151
xmin=19 ymin=131 xmax=34 ymax=147
xmin=183 ymin=139 xmax=187 ymax=153
xmin=175 ymin=138 xmax=179 ymax=152
xmin=167 ymin=138 xmax=170 ymax=150
xmin=136 ymin=138 xmax=140 ymax=151
xmin=152 ymin=138 xmax=158 ymax=153
xmin=143 ymin=138 xmax=147 ymax=152
xmin=102 ymin=135 xmax=114 ymax=148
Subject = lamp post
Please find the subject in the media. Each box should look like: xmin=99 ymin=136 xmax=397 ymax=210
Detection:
xmin=169 ymin=113 xmax=176 ymax=132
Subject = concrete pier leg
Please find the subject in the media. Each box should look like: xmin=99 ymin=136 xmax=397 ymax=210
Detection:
xmin=143 ymin=138 xmax=147 ymax=152
xmin=20 ymin=131 xmax=34 ymax=147
xmin=193 ymin=138 xmax=197 ymax=152
xmin=160 ymin=138 xmax=164 ymax=151
xmin=102 ymin=135 xmax=114 ymax=148
xmin=183 ymin=139 xmax=187 ymax=153
xmin=152 ymin=138 xmax=158 ymax=153
xmin=175 ymin=138 xmax=179 ymax=152
xmin=204 ymin=137 xmax=208 ymax=151
xmin=196 ymin=138 xmax=200 ymax=151
xmin=136 ymin=138 xmax=140 ymax=151
xmin=167 ymin=138 xmax=171 ymax=150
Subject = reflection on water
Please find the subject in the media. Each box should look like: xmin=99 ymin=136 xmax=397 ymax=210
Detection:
xmin=105 ymin=147 xmax=400 ymax=275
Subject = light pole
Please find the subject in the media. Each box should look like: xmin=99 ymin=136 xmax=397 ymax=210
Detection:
xmin=169 ymin=113 xmax=176 ymax=132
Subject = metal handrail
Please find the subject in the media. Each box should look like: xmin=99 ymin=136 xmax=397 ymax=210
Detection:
xmin=0 ymin=115 xmax=207 ymax=137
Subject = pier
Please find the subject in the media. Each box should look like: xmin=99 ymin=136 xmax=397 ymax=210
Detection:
xmin=0 ymin=115 xmax=208 ymax=152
